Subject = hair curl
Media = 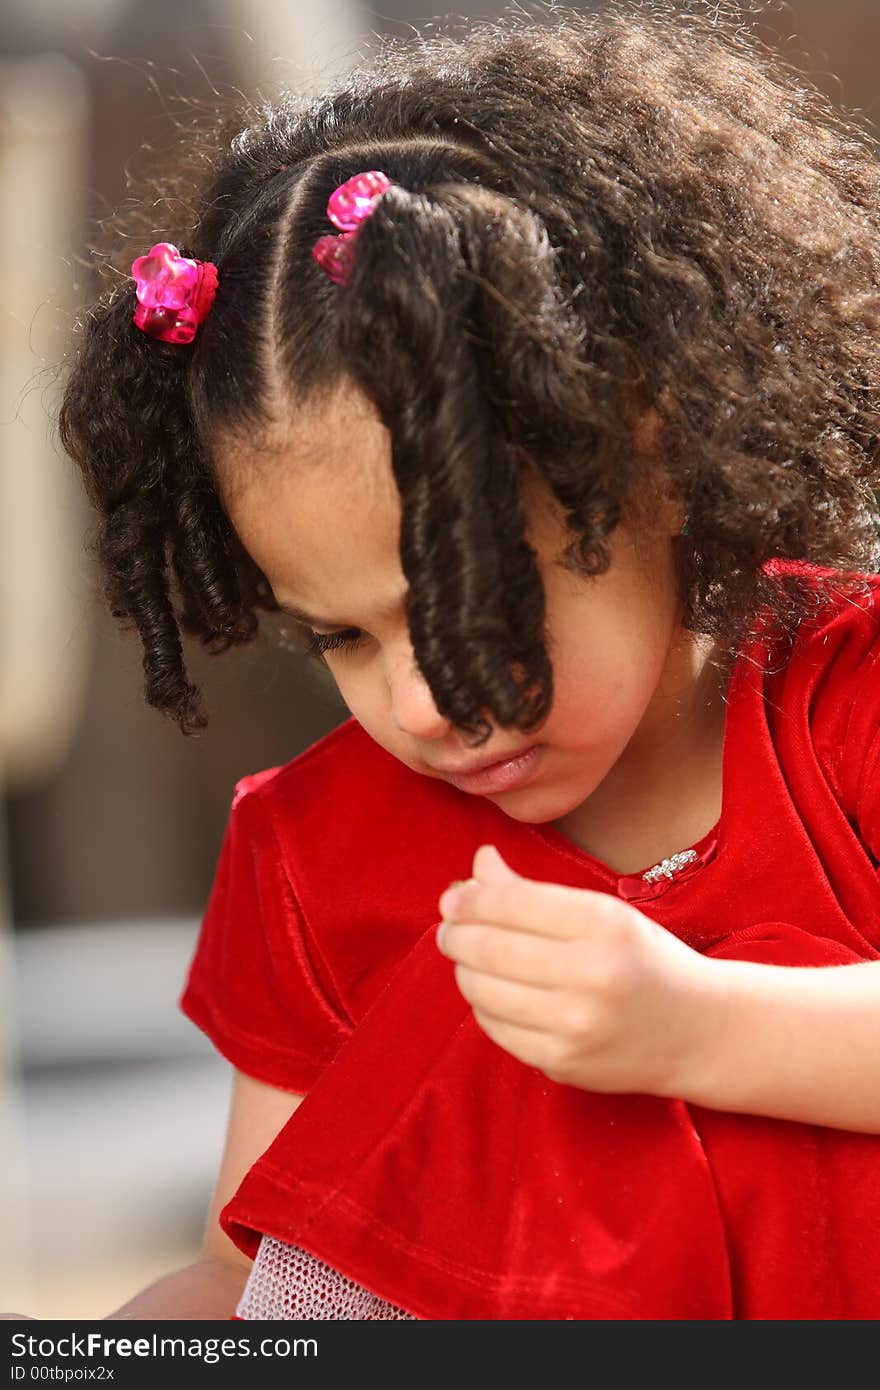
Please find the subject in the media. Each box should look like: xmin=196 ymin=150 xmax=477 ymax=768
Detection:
xmin=57 ymin=0 xmax=880 ymax=743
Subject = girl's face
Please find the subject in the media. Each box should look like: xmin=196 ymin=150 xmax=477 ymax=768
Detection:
xmin=218 ymin=381 xmax=725 ymax=835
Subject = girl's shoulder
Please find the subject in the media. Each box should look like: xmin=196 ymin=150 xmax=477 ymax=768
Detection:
xmin=754 ymin=560 xmax=880 ymax=681
xmin=231 ymin=715 xmax=450 ymax=826
xmin=229 ymin=716 xmax=370 ymax=809
xmin=775 ymin=561 xmax=880 ymax=671
xmin=226 ymin=717 xmax=485 ymax=889
xmin=766 ymin=564 xmax=880 ymax=835
xmin=187 ymin=722 xmax=483 ymax=1089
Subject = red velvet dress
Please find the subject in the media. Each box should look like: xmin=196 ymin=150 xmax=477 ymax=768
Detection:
xmin=180 ymin=562 xmax=880 ymax=1319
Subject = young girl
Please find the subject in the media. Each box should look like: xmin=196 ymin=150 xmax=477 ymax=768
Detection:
xmin=50 ymin=0 xmax=880 ymax=1320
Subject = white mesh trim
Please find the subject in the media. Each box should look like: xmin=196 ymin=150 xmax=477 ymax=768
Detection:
xmin=236 ymin=1235 xmax=419 ymax=1320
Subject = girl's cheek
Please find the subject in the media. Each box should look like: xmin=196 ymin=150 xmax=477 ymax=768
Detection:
xmin=331 ymin=671 xmax=379 ymax=726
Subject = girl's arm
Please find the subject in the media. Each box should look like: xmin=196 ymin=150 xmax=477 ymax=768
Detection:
xmin=677 ymin=957 xmax=880 ymax=1132
xmin=102 ymin=1259 xmax=251 ymax=1321
xmin=105 ymin=1071 xmax=305 ymax=1320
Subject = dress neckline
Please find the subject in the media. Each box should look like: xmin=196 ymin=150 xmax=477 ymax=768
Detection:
xmin=496 ymin=639 xmax=752 ymax=902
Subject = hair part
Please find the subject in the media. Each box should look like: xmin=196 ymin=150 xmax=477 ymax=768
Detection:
xmin=57 ymin=0 xmax=880 ymax=740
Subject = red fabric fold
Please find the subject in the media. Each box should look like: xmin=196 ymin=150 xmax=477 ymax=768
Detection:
xmin=223 ymin=924 xmax=735 ymax=1319
xmin=222 ymin=920 xmax=880 ymax=1319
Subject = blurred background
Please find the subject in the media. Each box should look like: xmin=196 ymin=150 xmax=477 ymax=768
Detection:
xmin=1 ymin=0 xmax=878 ymax=1319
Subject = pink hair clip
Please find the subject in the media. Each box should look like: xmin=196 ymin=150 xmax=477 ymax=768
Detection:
xmin=130 ymin=242 xmax=219 ymax=344
xmin=312 ymin=170 xmax=393 ymax=286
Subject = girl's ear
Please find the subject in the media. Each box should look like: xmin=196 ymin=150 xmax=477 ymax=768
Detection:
xmin=472 ymin=844 xmax=517 ymax=880
xmin=630 ymin=403 xmax=663 ymax=459
xmin=620 ymin=391 xmax=686 ymax=541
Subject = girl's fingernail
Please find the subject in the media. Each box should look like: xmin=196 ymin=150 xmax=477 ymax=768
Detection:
xmin=438 ymin=876 xmax=477 ymax=919
xmin=438 ymin=887 xmax=462 ymax=919
xmin=436 ymin=922 xmax=448 ymax=950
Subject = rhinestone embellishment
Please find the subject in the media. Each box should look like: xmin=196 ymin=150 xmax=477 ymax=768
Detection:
xmin=641 ymin=848 xmax=699 ymax=884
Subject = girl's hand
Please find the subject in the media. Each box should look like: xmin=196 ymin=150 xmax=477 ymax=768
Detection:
xmin=436 ymin=844 xmax=723 ymax=1097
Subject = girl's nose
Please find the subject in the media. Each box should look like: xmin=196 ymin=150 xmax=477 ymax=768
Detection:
xmin=388 ymin=648 xmax=452 ymax=740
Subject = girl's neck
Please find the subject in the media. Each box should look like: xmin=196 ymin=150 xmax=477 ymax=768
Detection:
xmin=550 ymin=644 xmax=729 ymax=875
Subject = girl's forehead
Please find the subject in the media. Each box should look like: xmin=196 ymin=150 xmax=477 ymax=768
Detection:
xmin=277 ymin=377 xmax=385 ymax=462
xmin=218 ymin=414 xmax=404 ymax=596
xmin=216 ymin=379 xmax=393 ymax=503
xmin=226 ymin=441 xmax=401 ymax=557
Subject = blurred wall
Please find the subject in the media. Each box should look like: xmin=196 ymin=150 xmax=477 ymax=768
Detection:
xmin=3 ymin=0 xmax=358 ymax=929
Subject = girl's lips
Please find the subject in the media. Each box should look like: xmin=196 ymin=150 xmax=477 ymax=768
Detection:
xmin=448 ymin=744 xmax=543 ymax=794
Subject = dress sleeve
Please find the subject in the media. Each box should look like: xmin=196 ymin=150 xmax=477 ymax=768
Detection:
xmin=179 ymin=778 xmax=353 ymax=1093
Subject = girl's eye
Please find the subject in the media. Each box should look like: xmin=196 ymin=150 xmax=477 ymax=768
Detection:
xmin=303 ymin=627 xmax=365 ymax=659
xmin=276 ymin=615 xmax=367 ymax=662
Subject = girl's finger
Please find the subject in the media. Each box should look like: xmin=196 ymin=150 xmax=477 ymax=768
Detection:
xmin=470 ymin=1007 xmax=563 ymax=1076
xmin=452 ymin=962 xmax=563 ymax=1033
xmin=440 ymin=873 xmax=612 ymax=940
xmin=436 ymin=921 xmax=570 ymax=988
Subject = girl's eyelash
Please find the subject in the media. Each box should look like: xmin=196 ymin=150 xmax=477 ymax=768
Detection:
xmin=276 ymin=614 xmax=365 ymax=661
xmin=303 ymin=628 xmax=364 ymax=659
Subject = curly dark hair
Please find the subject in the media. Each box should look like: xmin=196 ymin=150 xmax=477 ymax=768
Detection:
xmin=56 ymin=0 xmax=880 ymax=744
